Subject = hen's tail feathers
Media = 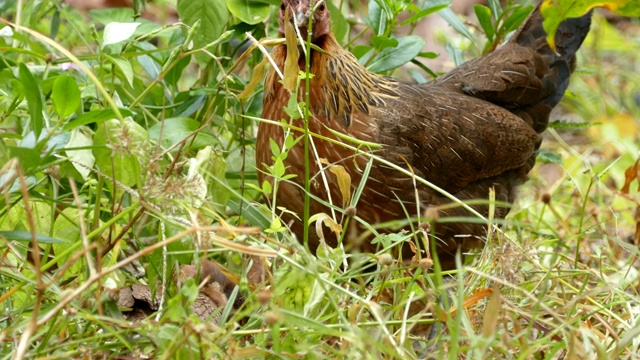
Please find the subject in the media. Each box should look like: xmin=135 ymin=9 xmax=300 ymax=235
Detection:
xmin=511 ymin=5 xmax=593 ymax=110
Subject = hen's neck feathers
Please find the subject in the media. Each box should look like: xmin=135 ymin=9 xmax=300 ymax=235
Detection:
xmin=265 ymin=33 xmax=400 ymax=127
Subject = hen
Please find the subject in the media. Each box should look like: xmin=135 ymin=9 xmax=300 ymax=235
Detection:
xmin=257 ymin=0 xmax=592 ymax=269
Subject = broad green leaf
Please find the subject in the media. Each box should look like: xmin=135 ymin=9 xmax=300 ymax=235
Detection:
xmin=8 ymin=146 xmax=41 ymax=171
xmin=22 ymin=202 xmax=53 ymax=234
xmin=226 ymin=0 xmax=270 ymax=25
xmin=93 ymin=119 xmax=148 ymax=189
xmin=368 ymin=0 xmax=388 ymax=35
xmin=148 ymin=117 xmax=218 ymax=150
xmin=102 ymin=22 xmax=141 ymax=47
xmin=65 ymin=127 xmax=95 ymax=180
xmin=0 ymin=0 xmax=17 ymax=14
xmin=370 ymin=35 xmax=399 ymax=52
xmin=326 ymin=0 xmax=347 ymax=42
xmin=18 ymin=63 xmax=44 ymax=139
xmin=52 ymin=208 xmax=84 ymax=274
xmin=89 ymin=8 xmax=137 ymax=24
xmin=105 ymin=55 xmax=134 ymax=87
xmin=63 ymin=108 xmax=134 ymax=131
xmin=165 ymin=54 xmax=192 ymax=87
xmin=0 ymin=205 xmax=24 ymax=231
xmin=178 ymin=0 xmax=229 ymax=64
xmin=193 ymin=146 xmax=230 ymax=212
xmin=541 ymin=0 xmax=640 ymax=50
xmin=365 ymin=35 xmax=425 ymax=73
xmin=51 ymin=75 xmax=80 ymax=119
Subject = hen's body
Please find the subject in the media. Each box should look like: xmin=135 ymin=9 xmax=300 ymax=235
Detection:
xmin=257 ymin=1 xmax=592 ymax=269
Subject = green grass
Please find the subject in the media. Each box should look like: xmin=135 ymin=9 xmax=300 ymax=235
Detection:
xmin=1 ymin=0 xmax=639 ymax=359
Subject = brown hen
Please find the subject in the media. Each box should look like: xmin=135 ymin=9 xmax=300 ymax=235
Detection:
xmin=257 ymin=0 xmax=592 ymax=269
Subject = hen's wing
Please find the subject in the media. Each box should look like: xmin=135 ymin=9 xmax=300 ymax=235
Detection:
xmin=372 ymin=7 xmax=592 ymax=193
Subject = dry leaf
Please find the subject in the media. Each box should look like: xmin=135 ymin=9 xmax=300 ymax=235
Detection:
xmin=238 ymin=57 xmax=268 ymax=99
xmin=634 ymin=206 xmax=640 ymax=247
xmin=283 ymin=7 xmax=300 ymax=92
xmin=621 ymin=157 xmax=639 ymax=194
xmin=309 ymin=212 xmax=343 ymax=241
xmin=481 ymin=284 xmax=502 ymax=338
xmin=447 ymin=288 xmax=493 ymax=320
xmin=329 ymin=164 xmax=352 ymax=208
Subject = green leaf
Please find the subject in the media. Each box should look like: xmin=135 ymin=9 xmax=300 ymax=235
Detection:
xmin=18 ymin=63 xmax=44 ymax=139
xmin=148 ymin=117 xmax=218 ymax=150
xmin=474 ymin=4 xmax=494 ymax=41
xmin=89 ymin=7 xmax=136 ymax=24
xmin=326 ymin=0 xmax=347 ymax=42
xmin=51 ymin=75 xmax=81 ymax=119
xmin=8 ymin=146 xmax=41 ymax=171
xmin=487 ymin=0 xmax=502 ymax=18
xmin=365 ymin=35 xmax=425 ymax=73
xmin=106 ymin=55 xmax=134 ymax=87
xmin=542 ymin=0 xmax=639 ymax=49
xmin=368 ymin=0 xmax=388 ymax=36
xmin=0 ymin=231 xmax=66 ymax=244
xmin=101 ymin=22 xmax=141 ymax=47
xmin=226 ymin=0 xmax=270 ymax=25
xmin=500 ymin=5 xmax=532 ymax=34
xmin=165 ymin=54 xmax=192 ymax=87
xmin=370 ymin=35 xmax=399 ymax=52
xmin=52 ymin=208 xmax=84 ymax=274
xmin=548 ymin=120 xmax=595 ymax=130
xmin=178 ymin=0 xmax=229 ymax=63
xmin=65 ymin=128 xmax=95 ymax=180
xmin=93 ymin=119 xmax=148 ymax=189
xmin=63 ymin=108 xmax=134 ymax=131
xmin=439 ymin=7 xmax=476 ymax=45
xmin=194 ymin=146 xmax=230 ymax=212
xmin=537 ymin=149 xmax=562 ymax=164
xmin=400 ymin=3 xmax=449 ymax=26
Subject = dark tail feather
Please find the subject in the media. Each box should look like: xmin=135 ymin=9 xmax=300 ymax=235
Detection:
xmin=511 ymin=5 xmax=593 ymax=109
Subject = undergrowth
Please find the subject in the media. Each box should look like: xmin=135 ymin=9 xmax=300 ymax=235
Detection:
xmin=0 ymin=0 xmax=639 ymax=359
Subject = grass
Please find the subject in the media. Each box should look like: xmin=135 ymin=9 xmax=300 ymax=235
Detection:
xmin=1 ymin=0 xmax=639 ymax=359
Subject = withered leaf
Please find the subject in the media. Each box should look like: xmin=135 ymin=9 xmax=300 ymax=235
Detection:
xmin=309 ymin=212 xmax=343 ymax=241
xmin=621 ymin=157 xmax=640 ymax=194
xmin=481 ymin=284 xmax=502 ymax=338
xmin=239 ymin=57 xmax=268 ymax=99
xmin=283 ymin=7 xmax=300 ymax=92
xmin=329 ymin=164 xmax=352 ymax=208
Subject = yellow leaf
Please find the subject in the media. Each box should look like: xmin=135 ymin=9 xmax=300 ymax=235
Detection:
xmin=308 ymin=212 xmax=343 ymax=241
xmin=283 ymin=8 xmax=300 ymax=92
xmin=481 ymin=284 xmax=502 ymax=338
xmin=238 ymin=57 xmax=267 ymax=99
xmin=329 ymin=165 xmax=352 ymax=208
xmin=541 ymin=0 xmax=640 ymax=50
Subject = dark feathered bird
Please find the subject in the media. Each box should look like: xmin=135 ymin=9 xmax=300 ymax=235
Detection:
xmin=257 ymin=0 xmax=592 ymax=269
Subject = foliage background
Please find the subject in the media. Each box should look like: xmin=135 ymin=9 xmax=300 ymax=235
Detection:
xmin=0 ymin=0 xmax=639 ymax=358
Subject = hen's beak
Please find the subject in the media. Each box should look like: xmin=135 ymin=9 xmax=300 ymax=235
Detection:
xmin=294 ymin=11 xmax=309 ymax=27
xmin=289 ymin=2 xmax=310 ymax=28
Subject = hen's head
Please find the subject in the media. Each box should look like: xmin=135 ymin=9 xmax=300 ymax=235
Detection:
xmin=278 ymin=0 xmax=331 ymax=43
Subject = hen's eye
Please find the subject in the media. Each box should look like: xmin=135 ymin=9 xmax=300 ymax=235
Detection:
xmin=318 ymin=4 xmax=325 ymax=12
xmin=280 ymin=3 xmax=286 ymax=11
